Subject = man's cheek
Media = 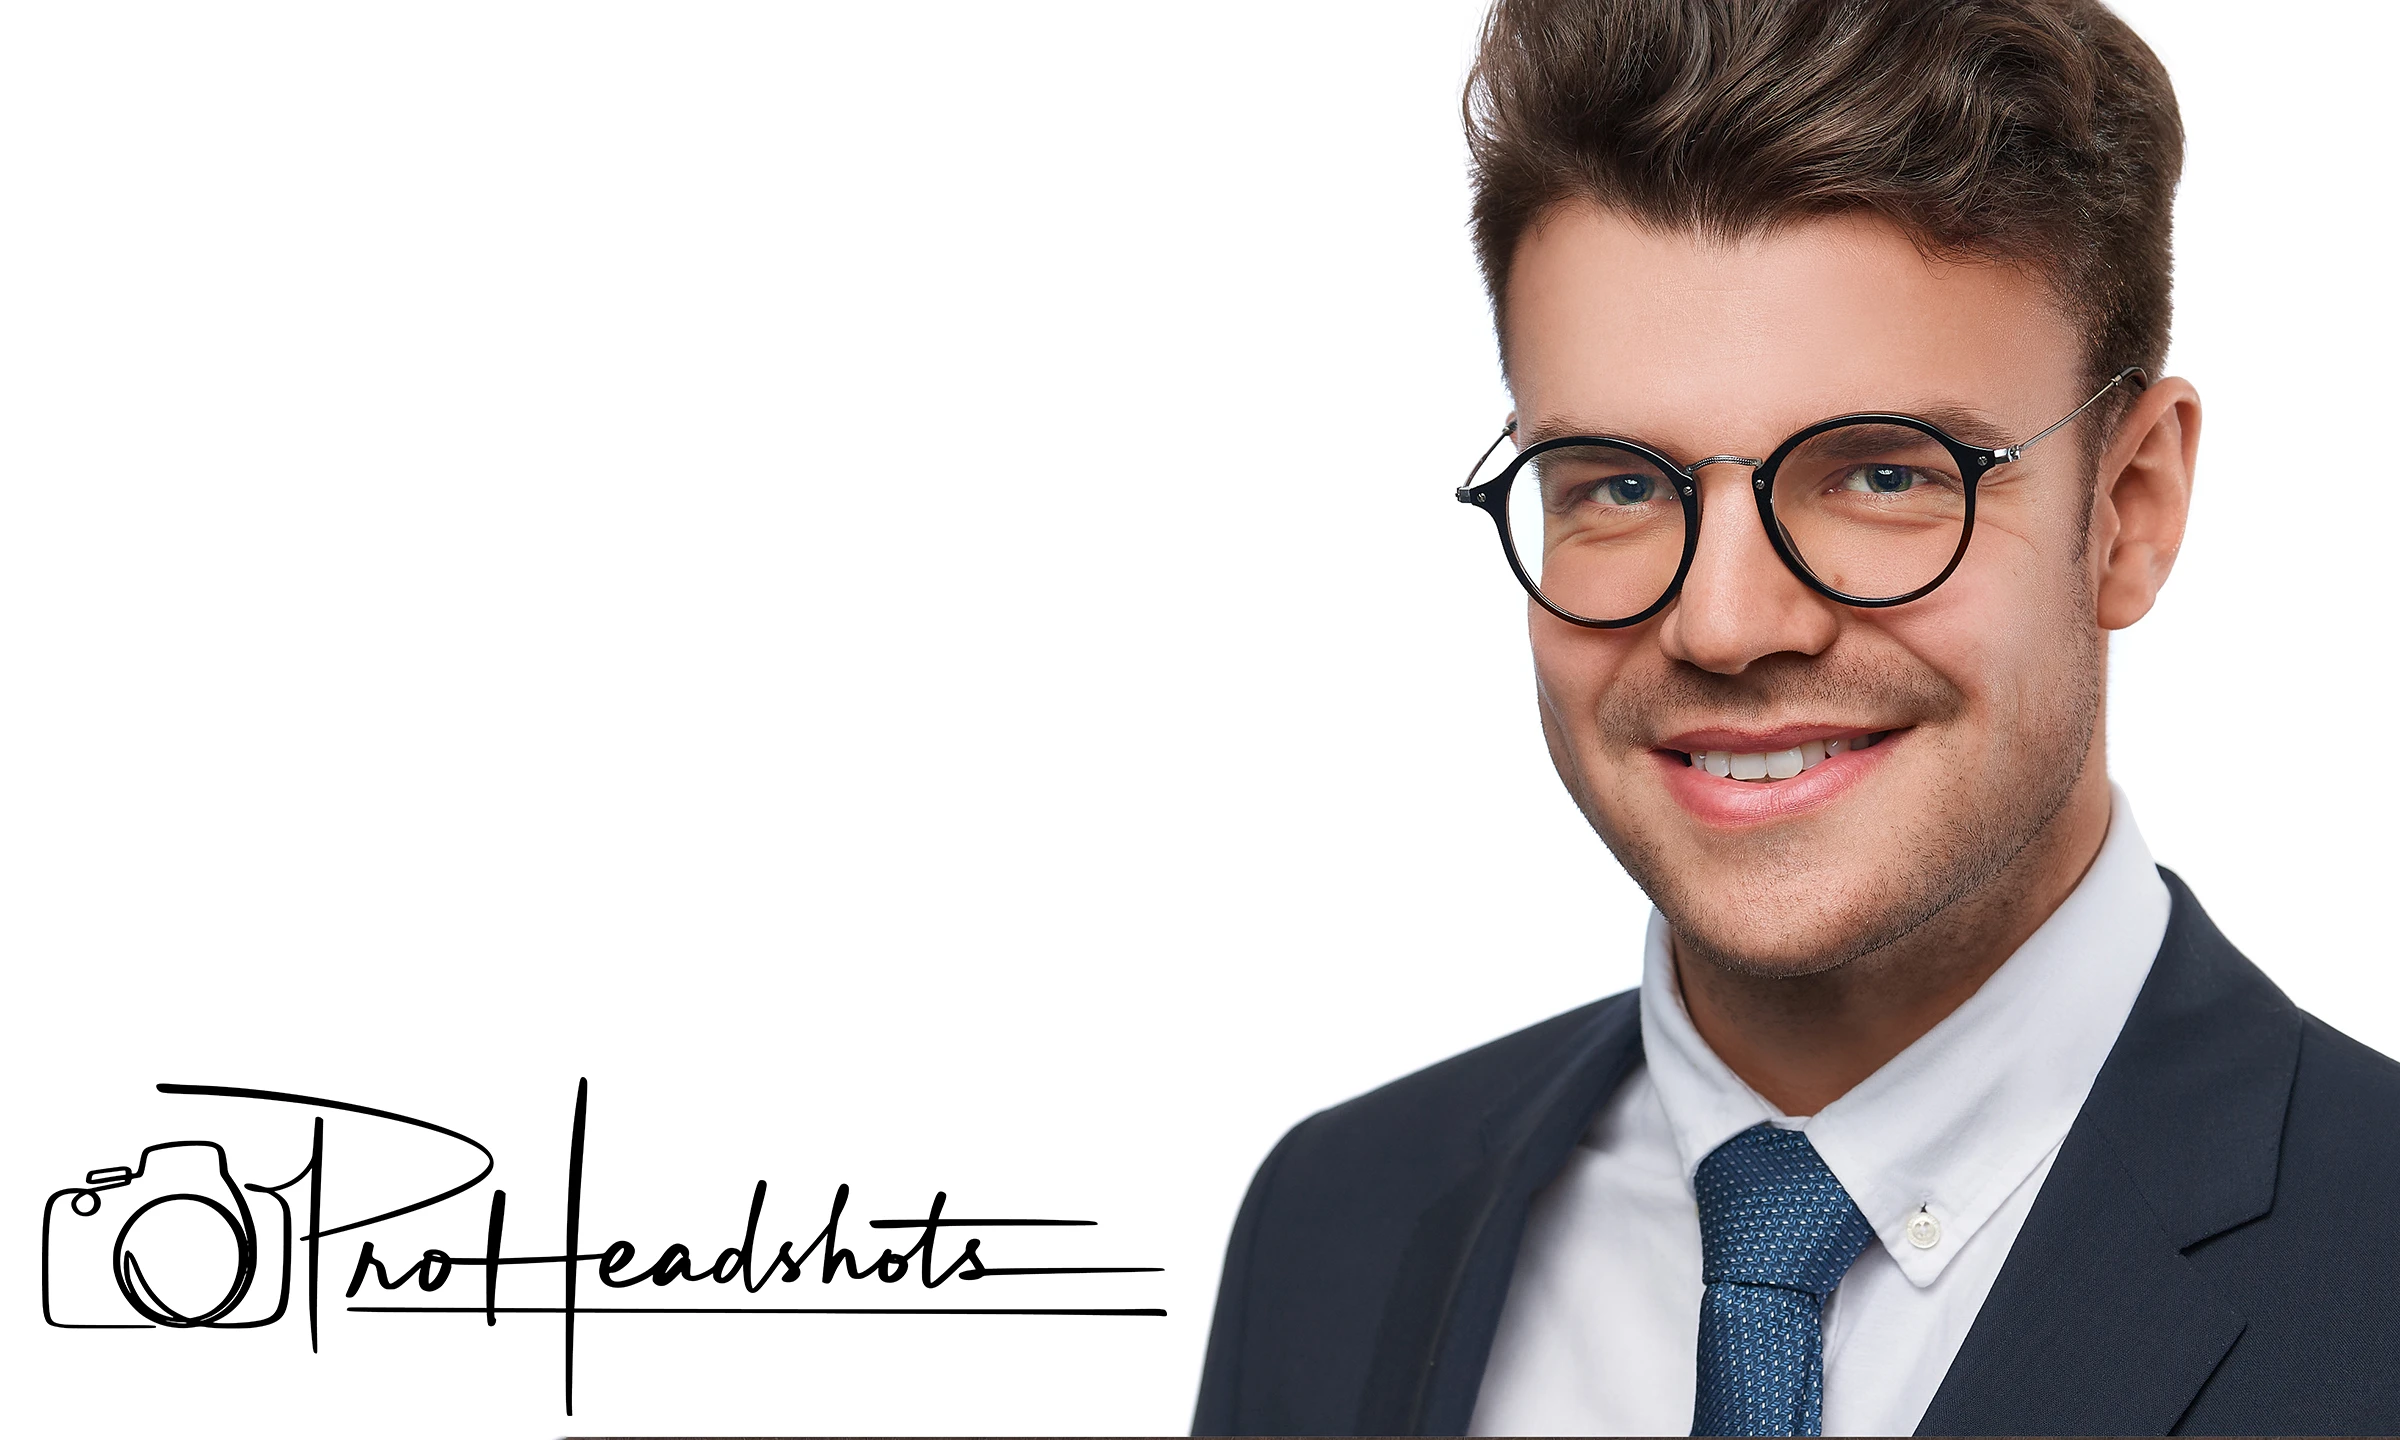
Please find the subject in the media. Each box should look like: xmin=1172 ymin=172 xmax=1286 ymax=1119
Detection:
xmin=1532 ymin=667 xmax=1585 ymax=768
xmin=1531 ymin=651 xmax=1607 ymax=752
xmin=1531 ymin=655 xmax=1616 ymax=795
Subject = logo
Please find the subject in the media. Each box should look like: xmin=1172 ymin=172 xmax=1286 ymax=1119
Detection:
xmin=41 ymin=1081 xmax=1164 ymax=1414
xmin=44 ymin=1139 xmax=295 ymax=1330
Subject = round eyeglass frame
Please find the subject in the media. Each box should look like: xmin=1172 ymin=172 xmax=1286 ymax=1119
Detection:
xmin=1455 ymin=367 xmax=2148 ymax=629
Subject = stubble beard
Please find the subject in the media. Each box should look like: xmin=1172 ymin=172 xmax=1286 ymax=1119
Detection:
xmin=1544 ymin=624 xmax=2105 ymax=984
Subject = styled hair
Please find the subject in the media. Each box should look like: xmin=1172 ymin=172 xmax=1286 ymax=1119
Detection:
xmin=1465 ymin=0 xmax=2184 ymax=392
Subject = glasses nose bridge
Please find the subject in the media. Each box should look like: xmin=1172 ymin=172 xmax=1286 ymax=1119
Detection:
xmin=1687 ymin=454 xmax=1764 ymax=474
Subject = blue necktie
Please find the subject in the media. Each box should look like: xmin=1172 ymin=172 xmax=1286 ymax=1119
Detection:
xmin=1690 ymin=1123 xmax=1877 ymax=1437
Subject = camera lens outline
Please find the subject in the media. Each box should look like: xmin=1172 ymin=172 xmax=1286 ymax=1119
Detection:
xmin=111 ymin=1190 xmax=259 ymax=1328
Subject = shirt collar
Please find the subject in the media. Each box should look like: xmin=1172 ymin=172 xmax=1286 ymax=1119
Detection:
xmin=1636 ymin=785 xmax=2170 ymax=1286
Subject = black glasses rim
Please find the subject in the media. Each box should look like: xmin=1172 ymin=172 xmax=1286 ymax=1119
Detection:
xmin=1471 ymin=412 xmax=2001 ymax=626
xmin=1480 ymin=435 xmax=1699 ymax=629
xmin=1754 ymin=411 xmax=1991 ymax=610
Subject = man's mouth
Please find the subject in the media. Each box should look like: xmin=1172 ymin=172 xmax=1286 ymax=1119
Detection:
xmin=1674 ymin=729 xmax=1896 ymax=782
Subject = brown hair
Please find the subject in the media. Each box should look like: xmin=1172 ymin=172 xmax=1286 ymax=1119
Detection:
xmin=1465 ymin=0 xmax=2184 ymax=393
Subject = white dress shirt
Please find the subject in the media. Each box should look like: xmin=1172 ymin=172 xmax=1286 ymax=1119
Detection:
xmin=1468 ymin=788 xmax=2171 ymax=1437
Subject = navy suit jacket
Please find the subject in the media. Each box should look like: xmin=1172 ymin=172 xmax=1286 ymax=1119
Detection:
xmin=1194 ymin=870 xmax=2400 ymax=1435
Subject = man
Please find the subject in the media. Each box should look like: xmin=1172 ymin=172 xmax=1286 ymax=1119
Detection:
xmin=1193 ymin=1 xmax=2400 ymax=1435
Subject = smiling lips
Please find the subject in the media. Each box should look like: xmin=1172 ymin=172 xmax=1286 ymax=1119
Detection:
xmin=1650 ymin=725 xmax=1902 ymax=825
xmin=1681 ymin=730 xmax=1894 ymax=782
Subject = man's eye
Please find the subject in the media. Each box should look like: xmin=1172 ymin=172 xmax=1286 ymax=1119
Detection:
xmin=1838 ymin=464 xmax=1922 ymax=494
xmin=1596 ymin=474 xmax=1655 ymax=506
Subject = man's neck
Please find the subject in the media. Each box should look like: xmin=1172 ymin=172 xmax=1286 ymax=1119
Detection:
xmin=1669 ymin=770 xmax=2117 ymax=1117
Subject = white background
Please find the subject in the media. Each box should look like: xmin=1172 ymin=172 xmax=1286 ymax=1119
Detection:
xmin=3 ymin=2 xmax=2393 ymax=1435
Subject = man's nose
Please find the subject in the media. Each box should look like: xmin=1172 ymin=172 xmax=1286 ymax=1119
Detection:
xmin=1656 ymin=462 xmax=1840 ymax=673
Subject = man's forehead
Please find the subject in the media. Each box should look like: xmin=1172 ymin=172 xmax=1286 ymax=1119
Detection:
xmin=1504 ymin=204 xmax=2063 ymax=333
xmin=1515 ymin=401 xmax=2020 ymax=454
xmin=1502 ymin=206 xmax=2081 ymax=451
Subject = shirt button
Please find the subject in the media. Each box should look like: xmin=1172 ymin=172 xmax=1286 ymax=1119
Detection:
xmin=1906 ymin=1208 xmax=1942 ymax=1249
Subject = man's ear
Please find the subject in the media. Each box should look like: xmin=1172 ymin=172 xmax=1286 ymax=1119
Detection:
xmin=2091 ymin=376 xmax=2200 ymax=631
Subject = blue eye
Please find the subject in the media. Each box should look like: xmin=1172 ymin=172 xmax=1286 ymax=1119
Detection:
xmin=1839 ymin=464 xmax=1921 ymax=494
xmin=1602 ymin=474 xmax=1655 ymax=506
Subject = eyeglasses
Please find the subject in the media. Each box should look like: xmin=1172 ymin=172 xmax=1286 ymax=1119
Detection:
xmin=1455 ymin=367 xmax=2148 ymax=627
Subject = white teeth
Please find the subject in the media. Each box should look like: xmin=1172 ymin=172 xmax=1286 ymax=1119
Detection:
xmin=1687 ymin=734 xmax=1878 ymax=783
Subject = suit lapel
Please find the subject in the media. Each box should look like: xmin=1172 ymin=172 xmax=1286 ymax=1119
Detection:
xmin=1910 ymin=1124 xmax=2249 ymax=1434
xmin=1347 ymin=871 xmax=2295 ymax=1436
xmin=1916 ymin=869 xmax=2302 ymax=1435
xmin=1355 ymin=992 xmax=1644 ymax=1436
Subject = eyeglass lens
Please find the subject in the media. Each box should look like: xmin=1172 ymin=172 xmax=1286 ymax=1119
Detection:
xmin=1505 ymin=442 xmax=1687 ymax=623
xmin=1770 ymin=422 xmax=1968 ymax=600
xmin=1505 ymin=420 xmax=1970 ymax=622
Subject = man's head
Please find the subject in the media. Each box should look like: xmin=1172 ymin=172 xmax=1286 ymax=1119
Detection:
xmin=1464 ymin=0 xmax=2200 ymax=978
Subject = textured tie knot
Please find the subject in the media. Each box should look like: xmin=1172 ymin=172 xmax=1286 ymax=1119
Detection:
xmin=1694 ymin=1123 xmax=1876 ymax=1298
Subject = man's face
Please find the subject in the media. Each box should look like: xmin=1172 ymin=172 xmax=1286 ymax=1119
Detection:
xmin=1506 ymin=206 xmax=2109 ymax=976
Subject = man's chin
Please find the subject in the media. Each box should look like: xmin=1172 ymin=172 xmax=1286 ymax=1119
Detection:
xmin=1664 ymin=899 xmax=1895 ymax=979
xmin=1620 ymin=794 xmax=2014 ymax=985
xmin=1571 ymin=739 xmax=2019 ymax=980
xmin=1598 ymin=805 xmax=1944 ymax=978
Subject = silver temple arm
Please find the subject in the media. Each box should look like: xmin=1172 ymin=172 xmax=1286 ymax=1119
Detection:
xmin=1457 ymin=421 xmax=1518 ymax=500
xmin=1992 ymin=366 xmax=2149 ymax=464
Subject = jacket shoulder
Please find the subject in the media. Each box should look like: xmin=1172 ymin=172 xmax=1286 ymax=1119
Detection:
xmin=1283 ymin=989 xmax=1640 ymax=1182
xmin=2295 ymin=1008 xmax=2400 ymax=1105
xmin=2176 ymin=1004 xmax=2400 ymax=1430
xmin=1192 ymin=989 xmax=1638 ymax=1436
xmin=2276 ymin=1008 xmax=2400 ymax=1193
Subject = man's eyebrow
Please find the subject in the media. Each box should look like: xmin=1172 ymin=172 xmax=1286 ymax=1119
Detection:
xmin=1514 ymin=403 xmax=2021 ymax=456
xmin=1906 ymin=405 xmax=2017 ymax=451
xmin=1515 ymin=416 xmax=1643 ymax=449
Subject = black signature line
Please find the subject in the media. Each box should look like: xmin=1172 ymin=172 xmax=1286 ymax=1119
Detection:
xmin=564 ymin=1077 xmax=589 ymax=1417
xmin=144 ymin=1079 xmax=1165 ymax=1414
xmin=968 ymin=1265 xmax=1164 ymax=1275
xmin=352 ymin=1305 xmax=1166 ymax=1315
xmin=158 ymin=1083 xmax=493 ymax=1241
xmin=864 ymin=1216 xmax=1097 ymax=1228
